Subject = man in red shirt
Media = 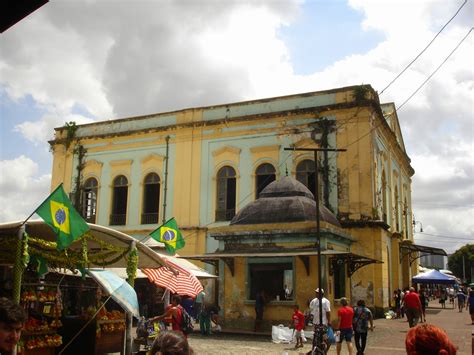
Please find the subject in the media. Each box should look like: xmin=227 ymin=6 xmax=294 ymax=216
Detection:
xmin=336 ymin=297 xmax=354 ymax=355
xmin=291 ymin=304 xmax=305 ymax=349
xmin=404 ymin=287 xmax=422 ymax=327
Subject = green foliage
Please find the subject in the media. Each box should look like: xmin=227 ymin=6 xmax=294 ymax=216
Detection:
xmin=64 ymin=121 xmax=78 ymax=149
xmin=352 ymin=86 xmax=370 ymax=102
xmin=447 ymin=244 xmax=474 ymax=282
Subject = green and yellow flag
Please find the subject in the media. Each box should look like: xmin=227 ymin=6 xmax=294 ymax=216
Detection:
xmin=34 ymin=184 xmax=90 ymax=250
xmin=150 ymin=218 xmax=185 ymax=254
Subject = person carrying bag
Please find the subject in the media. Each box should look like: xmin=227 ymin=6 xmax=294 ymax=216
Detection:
xmin=352 ymin=299 xmax=374 ymax=355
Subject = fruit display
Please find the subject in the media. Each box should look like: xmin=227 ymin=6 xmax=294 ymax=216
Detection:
xmin=98 ymin=310 xmax=125 ymax=321
xmin=20 ymin=286 xmax=64 ymax=354
xmin=25 ymin=334 xmax=62 ymax=350
xmin=21 ymin=289 xmax=57 ymax=303
xmin=96 ymin=310 xmax=126 ymax=338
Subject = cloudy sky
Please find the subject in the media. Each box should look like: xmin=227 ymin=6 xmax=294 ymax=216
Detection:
xmin=0 ymin=0 xmax=472 ymax=254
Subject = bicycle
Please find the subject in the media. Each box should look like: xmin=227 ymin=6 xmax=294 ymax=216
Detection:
xmin=307 ymin=324 xmax=331 ymax=355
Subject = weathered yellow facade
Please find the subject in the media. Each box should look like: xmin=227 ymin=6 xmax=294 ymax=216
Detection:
xmin=49 ymin=84 xmax=423 ymax=328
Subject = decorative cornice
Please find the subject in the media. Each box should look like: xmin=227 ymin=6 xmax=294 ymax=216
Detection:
xmin=212 ymin=146 xmax=241 ymax=157
xmin=141 ymin=154 xmax=165 ymax=165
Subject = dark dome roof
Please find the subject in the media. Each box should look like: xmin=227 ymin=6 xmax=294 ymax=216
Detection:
xmin=230 ymin=176 xmax=341 ymax=226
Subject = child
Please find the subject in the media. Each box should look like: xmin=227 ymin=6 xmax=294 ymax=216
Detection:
xmin=291 ymin=304 xmax=305 ymax=349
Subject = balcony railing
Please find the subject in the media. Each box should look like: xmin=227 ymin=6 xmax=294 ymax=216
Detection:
xmin=141 ymin=213 xmax=158 ymax=225
xmin=215 ymin=209 xmax=235 ymax=222
xmin=109 ymin=214 xmax=126 ymax=226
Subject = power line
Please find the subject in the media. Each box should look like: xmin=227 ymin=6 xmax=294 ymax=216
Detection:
xmin=415 ymin=231 xmax=473 ymax=241
xmin=396 ymin=27 xmax=473 ymax=111
xmin=341 ymin=27 xmax=473 ymax=150
xmin=412 ymin=201 xmax=474 ymax=208
xmin=379 ymin=0 xmax=468 ymax=95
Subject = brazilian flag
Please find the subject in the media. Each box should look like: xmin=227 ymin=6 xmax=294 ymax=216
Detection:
xmin=150 ymin=218 xmax=185 ymax=254
xmin=34 ymin=184 xmax=90 ymax=250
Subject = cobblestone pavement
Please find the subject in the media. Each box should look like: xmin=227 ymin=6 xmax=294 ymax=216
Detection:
xmin=187 ymin=305 xmax=473 ymax=355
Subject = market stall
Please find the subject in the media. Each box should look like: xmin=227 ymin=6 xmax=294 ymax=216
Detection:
xmin=0 ymin=220 xmax=172 ymax=355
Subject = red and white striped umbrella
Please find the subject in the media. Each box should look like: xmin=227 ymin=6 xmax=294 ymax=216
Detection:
xmin=142 ymin=259 xmax=203 ymax=297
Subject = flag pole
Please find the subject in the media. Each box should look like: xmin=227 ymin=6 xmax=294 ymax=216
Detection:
xmin=19 ymin=183 xmax=64 ymax=228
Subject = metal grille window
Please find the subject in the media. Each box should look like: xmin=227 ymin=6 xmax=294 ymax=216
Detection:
xmin=110 ymin=175 xmax=128 ymax=226
xmin=215 ymin=166 xmax=236 ymax=221
xmin=296 ymin=159 xmax=317 ymax=198
xmin=82 ymin=177 xmax=98 ymax=223
xmin=141 ymin=173 xmax=160 ymax=224
xmin=255 ymin=163 xmax=276 ymax=198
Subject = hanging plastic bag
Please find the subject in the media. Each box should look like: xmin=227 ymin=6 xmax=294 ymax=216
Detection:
xmin=326 ymin=326 xmax=336 ymax=344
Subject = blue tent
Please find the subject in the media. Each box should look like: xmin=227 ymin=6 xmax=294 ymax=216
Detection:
xmin=412 ymin=269 xmax=456 ymax=284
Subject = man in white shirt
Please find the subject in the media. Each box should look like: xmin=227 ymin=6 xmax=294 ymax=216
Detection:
xmin=309 ymin=288 xmax=331 ymax=325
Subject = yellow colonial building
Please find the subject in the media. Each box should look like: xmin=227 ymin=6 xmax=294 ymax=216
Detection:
xmin=49 ymin=84 xmax=445 ymax=329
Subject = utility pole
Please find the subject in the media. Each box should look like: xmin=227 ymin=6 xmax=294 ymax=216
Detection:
xmin=284 ymin=147 xmax=346 ymax=353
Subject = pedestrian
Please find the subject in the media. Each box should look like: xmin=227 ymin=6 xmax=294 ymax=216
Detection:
xmin=254 ymin=290 xmax=266 ymax=332
xmin=405 ymin=323 xmax=457 ymax=355
xmin=466 ymin=289 xmax=474 ymax=325
xmin=208 ymin=304 xmax=221 ymax=332
xmin=335 ymin=297 xmax=354 ymax=355
xmin=393 ymin=290 xmax=401 ymax=319
xmin=419 ymin=289 xmax=427 ymax=323
xmin=150 ymin=295 xmax=184 ymax=335
xmin=291 ymin=304 xmax=305 ymax=349
xmin=403 ymin=287 xmax=422 ymax=328
xmin=448 ymin=287 xmax=455 ymax=305
xmin=193 ymin=291 xmax=205 ymax=322
xmin=309 ymin=288 xmax=332 ymax=353
xmin=456 ymin=288 xmax=466 ymax=312
xmin=150 ymin=330 xmax=194 ymax=355
xmin=400 ymin=288 xmax=406 ymax=318
xmin=198 ymin=303 xmax=210 ymax=335
xmin=352 ymin=299 xmax=373 ymax=355
xmin=309 ymin=288 xmax=331 ymax=327
xmin=0 ymin=297 xmax=26 ymax=355
xmin=439 ymin=289 xmax=447 ymax=309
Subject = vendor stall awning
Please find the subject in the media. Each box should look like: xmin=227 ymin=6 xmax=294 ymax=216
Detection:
xmin=412 ymin=269 xmax=456 ymax=285
xmin=182 ymin=249 xmax=382 ymax=277
xmin=0 ymin=220 xmax=168 ymax=269
xmin=399 ymin=242 xmax=447 ymax=266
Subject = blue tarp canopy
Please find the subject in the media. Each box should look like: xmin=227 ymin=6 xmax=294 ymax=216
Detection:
xmin=412 ymin=269 xmax=456 ymax=284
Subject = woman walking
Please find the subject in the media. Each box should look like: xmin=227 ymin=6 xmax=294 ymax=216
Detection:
xmin=352 ymin=299 xmax=374 ymax=355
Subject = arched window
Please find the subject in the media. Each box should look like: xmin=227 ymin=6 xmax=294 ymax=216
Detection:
xmin=216 ymin=166 xmax=236 ymax=221
xmin=110 ymin=175 xmax=128 ymax=225
xmin=82 ymin=177 xmax=98 ymax=223
xmin=255 ymin=163 xmax=276 ymax=198
xmin=142 ymin=173 xmax=160 ymax=224
xmin=296 ymin=159 xmax=316 ymax=198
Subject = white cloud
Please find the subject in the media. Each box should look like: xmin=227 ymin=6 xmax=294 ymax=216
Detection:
xmin=0 ymin=0 xmax=472 ymax=255
xmin=14 ymin=110 xmax=95 ymax=146
xmin=0 ymin=156 xmax=51 ymax=222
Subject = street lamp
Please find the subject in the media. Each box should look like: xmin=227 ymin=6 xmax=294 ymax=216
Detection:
xmin=413 ymin=219 xmax=423 ymax=232
xmin=284 ymin=146 xmax=345 ymax=353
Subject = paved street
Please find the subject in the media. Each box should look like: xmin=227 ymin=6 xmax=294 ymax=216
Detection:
xmin=187 ymin=305 xmax=473 ymax=354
